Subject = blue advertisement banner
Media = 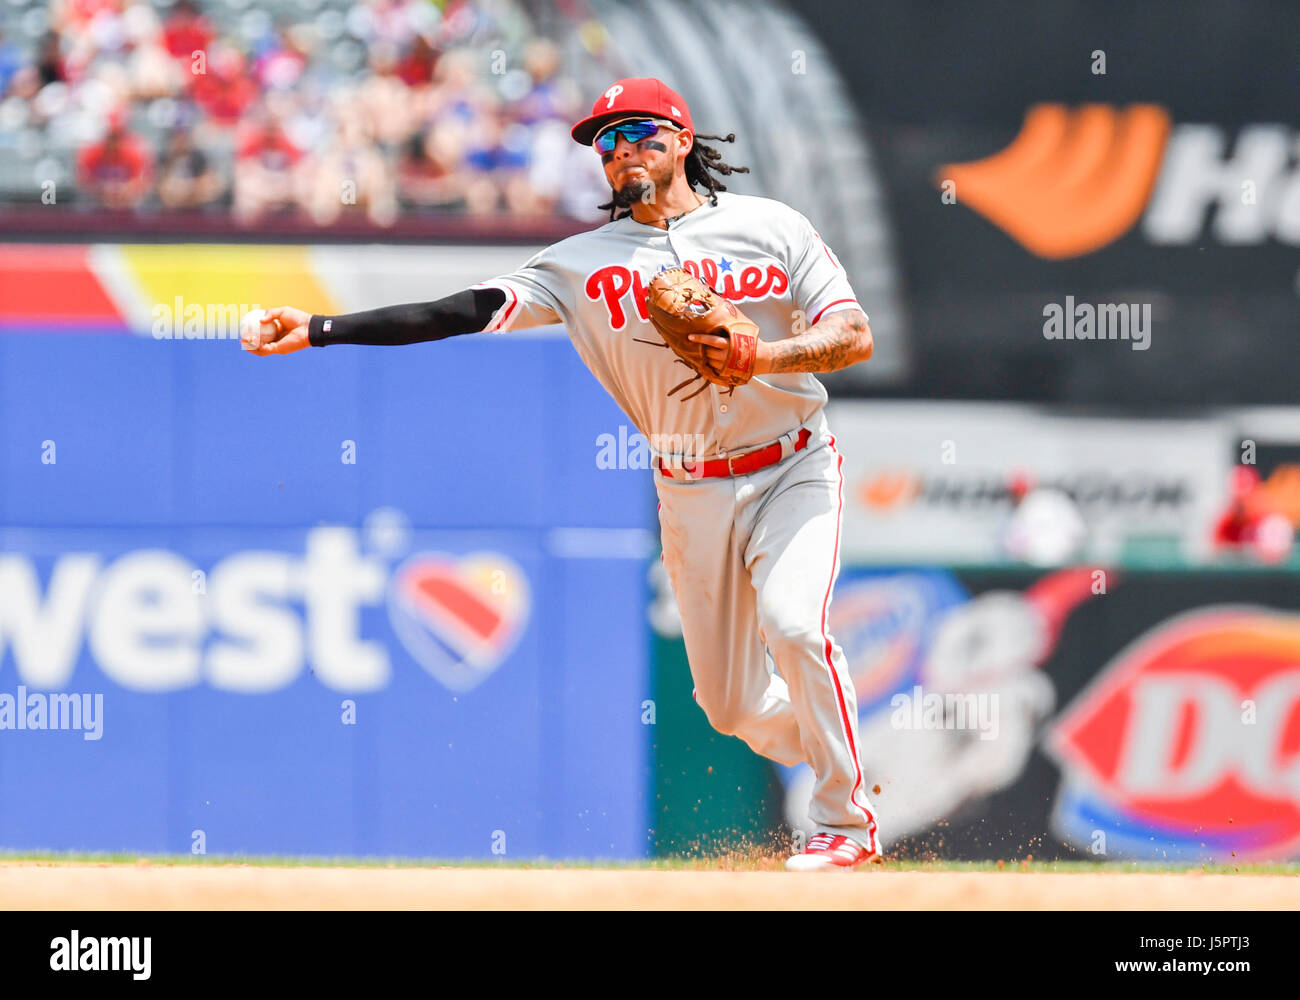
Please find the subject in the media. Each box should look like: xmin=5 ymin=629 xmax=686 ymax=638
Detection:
xmin=0 ymin=332 xmax=654 ymax=860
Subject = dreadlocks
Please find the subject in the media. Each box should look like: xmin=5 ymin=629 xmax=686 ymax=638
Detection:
xmin=598 ymin=131 xmax=749 ymax=221
xmin=686 ymin=132 xmax=749 ymax=205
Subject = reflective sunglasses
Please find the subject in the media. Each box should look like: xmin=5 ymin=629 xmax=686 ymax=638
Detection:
xmin=593 ymin=118 xmax=680 ymax=154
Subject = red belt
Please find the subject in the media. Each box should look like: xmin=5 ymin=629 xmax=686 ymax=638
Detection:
xmin=657 ymin=427 xmax=812 ymax=480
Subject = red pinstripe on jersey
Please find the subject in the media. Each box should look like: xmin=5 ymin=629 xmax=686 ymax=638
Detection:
xmin=486 ymin=285 xmax=519 ymax=332
xmin=810 ymin=299 xmax=860 ymax=326
xmin=819 ymin=434 xmax=877 ymax=850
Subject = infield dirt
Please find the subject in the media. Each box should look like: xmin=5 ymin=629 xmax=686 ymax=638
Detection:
xmin=1 ymin=862 xmax=1297 ymax=910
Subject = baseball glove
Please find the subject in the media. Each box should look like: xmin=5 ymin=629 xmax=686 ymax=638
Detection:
xmin=635 ymin=267 xmax=760 ymax=401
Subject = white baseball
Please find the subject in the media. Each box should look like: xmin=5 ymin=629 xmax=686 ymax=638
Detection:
xmin=240 ymin=309 xmax=280 ymax=351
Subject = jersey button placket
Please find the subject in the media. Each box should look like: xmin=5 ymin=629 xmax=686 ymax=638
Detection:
xmin=666 ymin=231 xmax=732 ymax=455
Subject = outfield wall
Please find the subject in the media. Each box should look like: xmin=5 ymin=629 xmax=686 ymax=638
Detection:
xmin=5 ymin=242 xmax=1299 ymax=865
xmin=0 ymin=248 xmax=656 ymax=859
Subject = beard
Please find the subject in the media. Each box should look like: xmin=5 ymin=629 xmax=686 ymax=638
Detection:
xmin=608 ymin=159 xmax=673 ymax=210
xmin=610 ymin=178 xmax=654 ymax=209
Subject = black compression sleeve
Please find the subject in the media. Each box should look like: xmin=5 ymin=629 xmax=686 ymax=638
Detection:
xmin=307 ymin=287 xmax=507 ymax=347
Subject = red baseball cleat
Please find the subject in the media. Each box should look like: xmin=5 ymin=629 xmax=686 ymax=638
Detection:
xmin=785 ymin=832 xmax=878 ymax=872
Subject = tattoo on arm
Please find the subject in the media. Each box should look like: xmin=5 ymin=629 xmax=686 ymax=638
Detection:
xmin=765 ymin=308 xmax=871 ymax=374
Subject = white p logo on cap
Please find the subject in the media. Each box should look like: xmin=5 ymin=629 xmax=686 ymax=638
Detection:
xmin=604 ymin=85 xmax=624 ymax=109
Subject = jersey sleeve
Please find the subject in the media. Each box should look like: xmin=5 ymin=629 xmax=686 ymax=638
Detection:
xmin=786 ymin=210 xmax=866 ymax=327
xmin=472 ymin=247 xmax=565 ymax=333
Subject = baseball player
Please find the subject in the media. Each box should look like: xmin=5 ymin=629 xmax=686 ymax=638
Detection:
xmin=246 ymin=78 xmax=879 ymax=871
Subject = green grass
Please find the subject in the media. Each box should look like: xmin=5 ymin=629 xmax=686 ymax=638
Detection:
xmin=2 ymin=849 xmax=1297 ymax=875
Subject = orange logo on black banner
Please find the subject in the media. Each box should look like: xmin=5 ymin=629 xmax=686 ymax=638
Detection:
xmin=938 ymin=104 xmax=1172 ymax=259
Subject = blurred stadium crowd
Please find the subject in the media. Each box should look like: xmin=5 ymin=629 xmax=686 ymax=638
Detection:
xmin=0 ymin=0 xmax=614 ymax=224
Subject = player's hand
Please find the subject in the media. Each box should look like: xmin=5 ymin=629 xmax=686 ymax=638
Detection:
xmin=688 ymin=333 xmax=772 ymax=376
xmin=244 ymin=306 xmax=313 ymax=356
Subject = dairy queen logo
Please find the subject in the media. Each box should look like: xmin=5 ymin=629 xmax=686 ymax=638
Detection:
xmin=1047 ymin=606 xmax=1300 ymax=861
xmin=386 ymin=552 xmax=530 ymax=692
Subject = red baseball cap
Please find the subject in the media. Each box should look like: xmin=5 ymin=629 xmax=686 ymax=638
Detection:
xmin=570 ymin=77 xmax=694 ymax=146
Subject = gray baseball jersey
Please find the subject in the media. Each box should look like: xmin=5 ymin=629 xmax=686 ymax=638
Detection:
xmin=477 ymin=190 xmax=880 ymax=851
xmin=475 ymin=191 xmax=865 ymax=459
